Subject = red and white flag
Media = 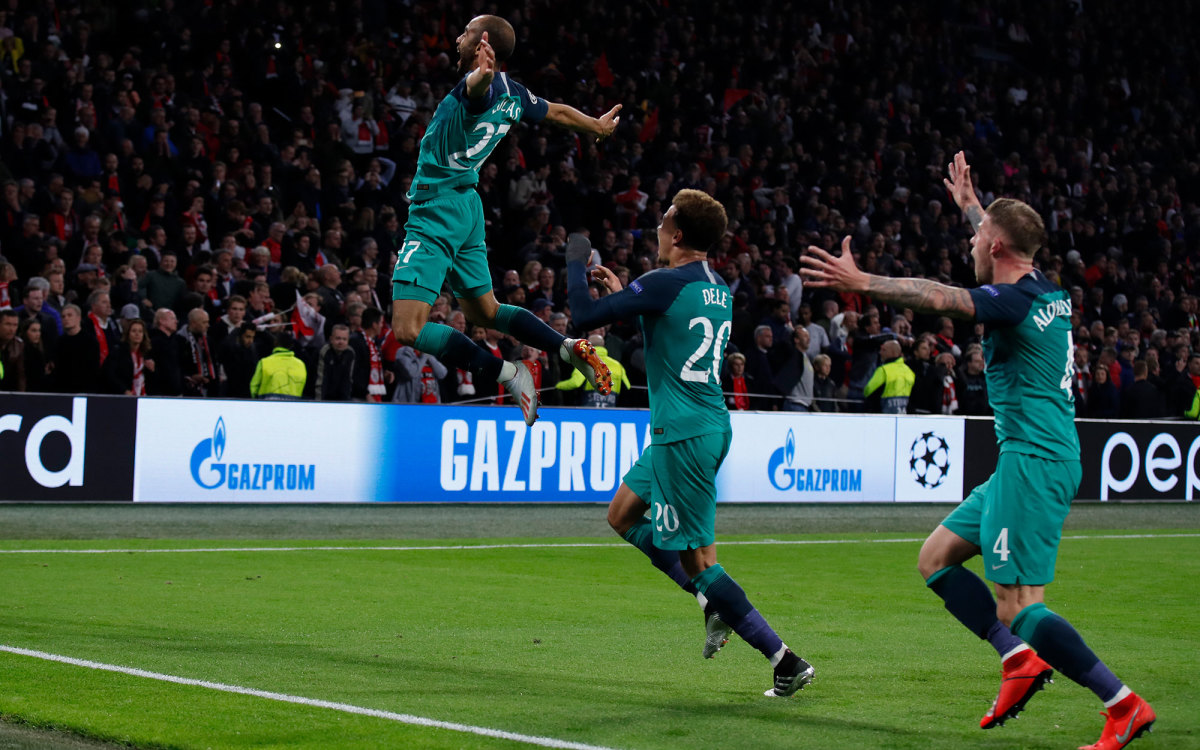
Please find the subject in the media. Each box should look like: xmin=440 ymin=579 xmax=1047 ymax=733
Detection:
xmin=290 ymin=291 xmax=325 ymax=345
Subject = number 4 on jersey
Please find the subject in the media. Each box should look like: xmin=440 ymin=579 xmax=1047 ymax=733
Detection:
xmin=993 ymin=527 xmax=1011 ymax=562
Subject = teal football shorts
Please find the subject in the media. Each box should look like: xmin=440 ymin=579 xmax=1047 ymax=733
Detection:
xmin=941 ymin=452 xmax=1082 ymax=586
xmin=622 ymin=430 xmax=733 ymax=551
xmin=391 ymin=187 xmax=494 ymax=305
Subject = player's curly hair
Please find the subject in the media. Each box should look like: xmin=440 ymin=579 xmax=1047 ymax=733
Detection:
xmin=476 ymin=16 xmax=516 ymax=63
xmin=671 ymin=189 xmax=727 ymax=254
xmin=986 ymin=198 xmax=1044 ymax=258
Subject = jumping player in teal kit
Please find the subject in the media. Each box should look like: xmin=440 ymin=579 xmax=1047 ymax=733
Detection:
xmin=568 ymin=189 xmax=814 ymax=698
xmin=391 ymin=15 xmax=619 ymax=425
xmin=801 ymin=152 xmax=1155 ymax=749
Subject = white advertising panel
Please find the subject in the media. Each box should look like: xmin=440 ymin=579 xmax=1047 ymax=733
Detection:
xmin=892 ymin=416 xmax=966 ymax=502
xmin=134 ymin=399 xmax=386 ymax=502
xmin=716 ymin=413 xmax=898 ymax=502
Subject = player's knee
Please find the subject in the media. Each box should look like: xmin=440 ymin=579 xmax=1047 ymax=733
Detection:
xmin=465 ymin=308 xmax=496 ymax=328
xmin=916 ymin=539 xmax=946 ymax=580
xmin=606 ymin=504 xmax=631 ymax=535
xmin=995 ymin=599 xmax=1021 ymax=628
xmin=392 ymin=315 xmax=421 ymax=346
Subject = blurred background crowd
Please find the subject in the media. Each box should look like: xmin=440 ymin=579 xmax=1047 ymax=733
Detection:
xmin=0 ymin=0 xmax=1198 ymax=417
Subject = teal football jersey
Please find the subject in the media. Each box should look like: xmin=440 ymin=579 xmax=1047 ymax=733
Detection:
xmin=968 ymin=270 xmax=1080 ymax=461
xmin=409 ymin=73 xmax=548 ymax=201
xmin=568 ymin=260 xmax=732 ymax=444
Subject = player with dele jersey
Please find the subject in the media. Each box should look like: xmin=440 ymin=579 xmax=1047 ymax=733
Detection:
xmin=568 ymin=189 xmax=814 ymax=698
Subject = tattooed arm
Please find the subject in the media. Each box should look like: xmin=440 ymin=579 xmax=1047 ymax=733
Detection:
xmin=864 ymin=276 xmax=976 ymax=319
xmin=800 ymin=237 xmax=977 ymax=320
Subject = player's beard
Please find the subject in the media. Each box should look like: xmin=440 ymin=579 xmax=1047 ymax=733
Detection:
xmin=456 ymin=45 xmax=474 ymax=76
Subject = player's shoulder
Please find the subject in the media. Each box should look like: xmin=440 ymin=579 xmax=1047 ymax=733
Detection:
xmin=627 ymin=267 xmax=672 ymax=295
xmin=977 ymin=270 xmax=1060 ymax=301
xmin=1016 ymin=269 xmax=1065 ymax=297
xmin=495 ymin=73 xmax=529 ymax=95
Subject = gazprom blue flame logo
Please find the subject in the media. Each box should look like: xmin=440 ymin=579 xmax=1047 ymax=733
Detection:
xmin=190 ymin=418 xmax=227 ymax=489
xmin=767 ymin=429 xmax=797 ymax=490
xmin=766 ymin=427 xmax=862 ymax=493
xmin=188 ymin=416 xmax=316 ymax=492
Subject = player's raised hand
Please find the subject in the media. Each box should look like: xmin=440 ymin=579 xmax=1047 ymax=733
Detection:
xmin=800 ymin=236 xmax=868 ymax=293
xmin=595 ymin=104 xmax=622 ymax=142
xmin=589 ymin=265 xmax=624 ymax=293
xmin=475 ymin=30 xmax=496 ymax=77
xmin=943 ymin=150 xmax=981 ymax=212
xmin=466 ymin=31 xmax=496 ymax=96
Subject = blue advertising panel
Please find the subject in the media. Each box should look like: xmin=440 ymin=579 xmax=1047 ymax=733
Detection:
xmin=135 ymin=399 xmax=650 ymax=502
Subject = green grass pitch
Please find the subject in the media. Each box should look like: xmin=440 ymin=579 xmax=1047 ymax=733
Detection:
xmin=0 ymin=505 xmax=1198 ymax=749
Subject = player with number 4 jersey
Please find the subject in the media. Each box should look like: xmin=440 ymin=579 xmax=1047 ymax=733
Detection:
xmin=568 ymin=189 xmax=814 ymax=699
xmin=390 ymin=15 xmax=621 ymax=426
xmin=802 ymin=151 xmax=1154 ymax=750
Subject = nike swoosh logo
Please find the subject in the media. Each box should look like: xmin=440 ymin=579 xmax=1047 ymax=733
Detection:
xmin=991 ymin=564 xmax=1007 ymax=570
xmin=1115 ymin=705 xmax=1141 ymax=744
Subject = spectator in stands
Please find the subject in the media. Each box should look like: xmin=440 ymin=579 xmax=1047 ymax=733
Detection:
xmin=13 ymin=279 xmax=61 ymax=355
xmin=773 ymin=327 xmax=815 ymax=412
xmin=0 ymin=310 xmax=24 ymax=391
xmin=1120 ymin=361 xmax=1166 ymax=419
xmin=104 ymin=318 xmax=152 ymax=396
xmin=350 ymin=307 xmax=388 ymax=402
xmin=863 ymin=340 xmax=915 ymax=414
xmin=745 ymin=324 xmax=778 ymax=407
xmin=209 ymin=294 xmax=247 ymax=352
xmin=315 ymin=324 xmax=355 ymax=401
xmin=250 ymin=332 xmax=307 ymax=400
xmin=1087 ymin=365 xmax=1120 ymax=419
xmin=84 ymin=290 xmax=121 ymax=368
xmin=798 ymin=303 xmax=829 ymax=361
xmin=217 ymin=322 xmax=261 ymax=399
xmin=393 ymin=345 xmax=449 ymax=404
xmin=178 ymin=308 xmax=215 ymax=398
xmin=956 ymin=350 xmax=991 ymax=416
xmin=148 ymin=308 xmax=182 ymax=396
xmin=17 ymin=318 xmax=50 ymax=393
xmin=140 ymin=251 xmax=186 ymax=312
xmin=812 ymin=354 xmax=840 ymax=413
xmin=52 ymin=304 xmax=99 ymax=394
xmin=722 ymin=352 xmax=754 ymax=412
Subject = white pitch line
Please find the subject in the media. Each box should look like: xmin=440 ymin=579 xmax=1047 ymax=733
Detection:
xmin=0 ymin=645 xmax=620 ymax=750
xmin=1 ymin=533 xmax=1198 ymax=555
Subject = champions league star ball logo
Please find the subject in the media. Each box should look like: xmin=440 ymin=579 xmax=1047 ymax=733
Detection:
xmin=909 ymin=431 xmax=951 ymax=489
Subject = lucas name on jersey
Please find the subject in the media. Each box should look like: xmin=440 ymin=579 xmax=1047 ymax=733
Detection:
xmin=1032 ymin=298 xmax=1072 ymax=331
xmin=490 ymin=98 xmax=523 ymax=120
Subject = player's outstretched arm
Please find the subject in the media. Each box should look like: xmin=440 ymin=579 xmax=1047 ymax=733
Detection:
xmin=943 ymin=150 xmax=985 ymax=233
xmin=544 ymin=102 xmax=622 ymax=141
xmin=465 ymin=31 xmax=496 ymax=99
xmin=801 ymin=236 xmax=976 ymax=319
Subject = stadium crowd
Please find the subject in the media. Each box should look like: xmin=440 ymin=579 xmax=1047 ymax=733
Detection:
xmin=0 ymin=0 xmax=1199 ymax=417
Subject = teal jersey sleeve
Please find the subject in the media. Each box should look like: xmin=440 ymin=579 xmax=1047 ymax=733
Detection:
xmin=570 ymin=260 xmax=731 ymax=444
xmin=970 ymin=272 xmax=1079 ymax=461
xmin=566 ymin=260 xmax=674 ymax=329
xmin=504 ymin=75 xmax=549 ymax=122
